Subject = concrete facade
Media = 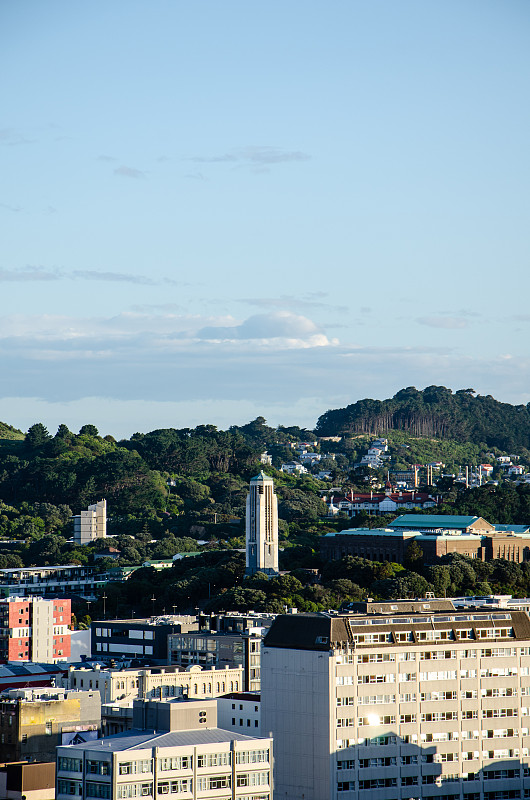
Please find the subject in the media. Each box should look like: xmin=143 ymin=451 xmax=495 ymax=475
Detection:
xmin=73 ymin=500 xmax=107 ymax=546
xmin=56 ymin=728 xmax=272 ymax=800
xmin=262 ymin=610 xmax=530 ymax=800
xmin=245 ymin=472 xmax=279 ymax=576
xmin=0 ymin=687 xmax=100 ymax=763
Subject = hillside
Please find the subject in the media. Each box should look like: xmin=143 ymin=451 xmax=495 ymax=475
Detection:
xmin=315 ymin=386 xmax=530 ymax=452
xmin=0 ymin=422 xmax=24 ymax=440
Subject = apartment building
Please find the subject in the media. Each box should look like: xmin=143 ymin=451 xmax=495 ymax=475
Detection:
xmin=0 ymin=565 xmax=105 ymax=600
xmin=0 ymin=596 xmax=71 ymax=663
xmin=262 ymin=609 xmax=530 ymax=800
xmin=73 ymin=500 xmax=107 ymax=546
xmin=56 ymin=728 xmax=272 ymax=800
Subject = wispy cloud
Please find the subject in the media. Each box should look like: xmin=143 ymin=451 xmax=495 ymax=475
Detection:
xmin=0 ymin=202 xmax=22 ymax=213
xmin=0 ymin=266 xmax=181 ymax=285
xmin=196 ymin=311 xmax=334 ymax=347
xmin=240 ymin=293 xmax=347 ymax=313
xmin=417 ymin=316 xmax=469 ymax=330
xmin=0 ymin=128 xmax=33 ymax=146
xmin=0 ymin=267 xmax=60 ymax=282
xmin=113 ymin=165 xmax=146 ymax=179
xmin=97 ymin=154 xmax=117 ymax=162
xmin=190 ymin=146 xmax=310 ymax=167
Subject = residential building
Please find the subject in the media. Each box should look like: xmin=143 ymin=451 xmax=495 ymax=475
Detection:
xmin=261 ymin=609 xmax=530 ymax=800
xmin=325 ymin=490 xmax=439 ymax=518
xmin=0 ymin=565 xmax=106 ymax=600
xmin=63 ymin=664 xmax=245 ymax=704
xmin=56 ymin=728 xmax=272 ymax=800
xmin=0 ymin=596 xmax=71 ymax=663
xmin=91 ymin=616 xmax=197 ymax=664
xmin=260 ymin=452 xmax=272 ymax=466
xmin=217 ymin=692 xmax=261 ymax=735
xmin=245 ymin=472 xmax=279 ymax=577
xmin=0 ymin=687 xmax=100 ymax=763
xmin=73 ymin=500 xmax=107 ymax=546
xmin=280 ymin=461 xmax=308 ymax=475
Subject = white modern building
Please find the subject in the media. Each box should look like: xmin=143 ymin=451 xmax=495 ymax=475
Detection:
xmin=56 ymin=728 xmax=273 ymax=800
xmin=262 ymin=609 xmax=530 ymax=800
xmin=245 ymin=472 xmax=278 ymax=576
xmin=73 ymin=499 xmax=107 ymax=545
xmin=218 ymin=692 xmax=261 ymax=735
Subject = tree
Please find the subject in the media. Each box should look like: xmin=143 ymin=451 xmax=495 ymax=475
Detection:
xmin=25 ymin=423 xmax=51 ymax=448
xmin=79 ymin=424 xmax=99 ymax=437
xmin=55 ymin=424 xmax=72 ymax=438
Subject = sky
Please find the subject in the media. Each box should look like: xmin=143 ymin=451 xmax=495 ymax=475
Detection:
xmin=1 ymin=0 xmax=529 ymax=438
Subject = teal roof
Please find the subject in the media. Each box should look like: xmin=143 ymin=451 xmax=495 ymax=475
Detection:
xmin=494 ymin=524 xmax=530 ymax=533
xmin=251 ymin=470 xmax=273 ymax=482
xmin=390 ymin=514 xmax=480 ymax=529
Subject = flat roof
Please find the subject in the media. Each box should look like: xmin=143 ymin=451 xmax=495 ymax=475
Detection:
xmin=60 ymin=728 xmax=269 ymax=752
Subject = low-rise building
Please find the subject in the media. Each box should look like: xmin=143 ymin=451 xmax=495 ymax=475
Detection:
xmin=0 ymin=596 xmax=71 ymax=663
xmin=0 ymin=760 xmax=55 ymax=800
xmin=0 ymin=565 xmax=105 ymax=600
xmin=64 ymin=664 xmax=245 ymax=704
xmin=0 ymin=687 xmax=100 ymax=763
xmin=56 ymin=728 xmax=273 ymax=800
xmin=217 ymin=692 xmax=261 ymax=735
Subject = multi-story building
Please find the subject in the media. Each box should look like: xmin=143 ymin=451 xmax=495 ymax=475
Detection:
xmin=262 ymin=609 xmax=530 ymax=800
xmin=73 ymin=499 xmax=107 ymax=546
xmin=0 ymin=596 xmax=71 ymax=663
xmin=56 ymin=728 xmax=273 ymax=800
xmin=217 ymin=692 xmax=261 ymax=735
xmin=64 ymin=664 xmax=245 ymax=704
xmin=0 ymin=687 xmax=100 ymax=763
xmin=0 ymin=565 xmax=106 ymax=600
xmin=92 ymin=616 xmax=197 ymax=664
xmin=168 ymin=630 xmax=263 ymax=693
xmin=245 ymin=472 xmax=279 ymax=576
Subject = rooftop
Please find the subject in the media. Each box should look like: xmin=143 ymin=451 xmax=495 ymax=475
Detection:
xmin=389 ymin=514 xmax=482 ymax=529
xmin=60 ymin=727 xmax=269 ymax=752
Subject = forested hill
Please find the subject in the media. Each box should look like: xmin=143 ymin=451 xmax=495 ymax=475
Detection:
xmin=315 ymin=387 xmax=530 ymax=451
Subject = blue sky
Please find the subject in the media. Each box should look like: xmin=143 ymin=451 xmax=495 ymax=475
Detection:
xmin=1 ymin=0 xmax=529 ymax=437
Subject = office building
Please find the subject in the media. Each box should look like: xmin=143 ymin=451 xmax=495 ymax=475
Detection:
xmin=168 ymin=629 xmax=263 ymax=693
xmin=92 ymin=616 xmax=197 ymax=664
xmin=262 ymin=609 xmax=530 ymax=800
xmin=245 ymin=472 xmax=279 ymax=576
xmin=56 ymin=728 xmax=272 ymax=800
xmin=73 ymin=499 xmax=107 ymax=546
xmin=0 ymin=687 xmax=100 ymax=763
xmin=0 ymin=596 xmax=71 ymax=663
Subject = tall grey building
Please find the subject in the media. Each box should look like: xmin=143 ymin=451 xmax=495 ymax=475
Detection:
xmin=245 ymin=472 xmax=278 ymax=576
xmin=261 ymin=608 xmax=530 ymax=800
